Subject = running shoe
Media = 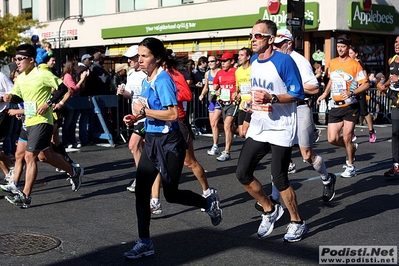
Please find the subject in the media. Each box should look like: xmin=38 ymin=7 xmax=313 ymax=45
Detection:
xmin=257 ymin=204 xmax=284 ymax=238
xmin=341 ymin=165 xmax=356 ymax=178
xmin=314 ymin=128 xmax=322 ymax=143
xmin=343 ymin=142 xmax=358 ymax=168
xmin=369 ymin=129 xmax=377 ymax=143
xmin=150 ymin=200 xmax=163 ymax=215
xmin=352 ymin=134 xmax=357 ymax=142
xmin=216 ymin=151 xmax=231 ymax=162
xmin=284 ymin=221 xmax=308 ymax=242
xmin=384 ymin=164 xmax=399 ymax=177
xmin=0 ymin=182 xmax=20 ymax=194
xmin=67 ymin=166 xmax=84 ymax=191
xmin=322 ymin=173 xmax=336 ymax=202
xmin=207 ymin=145 xmax=220 ymax=156
xmin=254 ymin=195 xmax=281 ymax=212
xmin=205 ymin=193 xmax=222 ymax=226
xmin=4 ymin=169 xmax=14 ymax=183
xmin=127 ymin=179 xmax=136 ymax=193
xmin=5 ymin=191 xmax=31 ymax=209
xmin=201 ymin=187 xmax=217 ymax=211
xmin=123 ymin=239 xmax=154 ymax=259
xmin=288 ymin=162 xmax=297 ymax=174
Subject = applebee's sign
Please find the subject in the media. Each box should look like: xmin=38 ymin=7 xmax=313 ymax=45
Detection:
xmin=348 ymin=2 xmax=395 ymax=31
xmin=360 ymin=0 xmax=372 ymax=11
xmin=268 ymin=0 xmax=280 ymax=15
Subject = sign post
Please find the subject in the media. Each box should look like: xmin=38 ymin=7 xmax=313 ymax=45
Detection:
xmin=287 ymin=0 xmax=304 ymax=55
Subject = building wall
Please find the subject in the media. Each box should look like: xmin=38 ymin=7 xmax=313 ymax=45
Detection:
xmin=0 ymin=0 xmax=398 ymax=53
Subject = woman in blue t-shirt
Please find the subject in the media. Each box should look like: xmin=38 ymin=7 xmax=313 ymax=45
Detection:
xmin=122 ymin=37 xmax=222 ymax=260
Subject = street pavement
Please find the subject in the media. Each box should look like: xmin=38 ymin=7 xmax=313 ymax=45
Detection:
xmin=0 ymin=124 xmax=398 ymax=266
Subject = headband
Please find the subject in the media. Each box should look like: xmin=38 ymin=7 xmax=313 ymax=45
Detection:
xmin=337 ymin=38 xmax=351 ymax=46
xmin=16 ymin=51 xmax=34 ymax=57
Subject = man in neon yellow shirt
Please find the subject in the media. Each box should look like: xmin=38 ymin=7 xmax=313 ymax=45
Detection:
xmin=235 ymin=47 xmax=252 ymax=137
xmin=4 ymin=44 xmax=83 ymax=208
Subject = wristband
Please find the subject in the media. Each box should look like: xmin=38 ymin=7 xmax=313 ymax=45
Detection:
xmin=59 ymin=101 xmax=65 ymax=106
xmin=350 ymin=91 xmax=355 ymax=97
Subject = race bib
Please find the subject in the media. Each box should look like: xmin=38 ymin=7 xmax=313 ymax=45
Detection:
xmin=24 ymin=101 xmax=36 ymax=118
xmin=240 ymin=84 xmax=251 ymax=96
xmin=220 ymin=88 xmax=231 ymax=101
xmin=331 ymin=80 xmax=346 ymax=104
xmin=209 ymin=85 xmax=215 ymax=95
xmin=130 ymin=85 xmax=142 ymax=98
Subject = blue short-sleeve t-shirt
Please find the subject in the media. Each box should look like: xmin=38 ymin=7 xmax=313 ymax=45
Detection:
xmin=141 ymin=68 xmax=179 ymax=133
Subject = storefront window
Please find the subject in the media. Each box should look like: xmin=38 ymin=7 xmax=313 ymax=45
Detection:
xmin=49 ymin=0 xmax=70 ymax=20
xmin=118 ymin=0 xmax=146 ymax=11
xmin=20 ymin=0 xmax=39 ymax=19
xmin=82 ymin=0 xmax=106 ymax=17
xmin=356 ymin=36 xmax=385 ymax=74
xmin=4 ymin=0 xmax=9 ymax=15
xmin=162 ymin=0 xmax=193 ymax=7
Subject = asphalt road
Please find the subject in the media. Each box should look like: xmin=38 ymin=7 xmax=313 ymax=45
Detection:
xmin=0 ymin=124 xmax=398 ymax=266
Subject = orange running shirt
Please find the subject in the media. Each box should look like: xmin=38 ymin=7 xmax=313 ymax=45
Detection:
xmin=328 ymin=58 xmax=367 ymax=108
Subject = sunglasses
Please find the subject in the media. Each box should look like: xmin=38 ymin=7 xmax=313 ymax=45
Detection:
xmin=249 ymin=32 xmax=273 ymax=40
xmin=208 ymin=60 xmax=216 ymax=63
xmin=14 ymin=56 xmax=29 ymax=62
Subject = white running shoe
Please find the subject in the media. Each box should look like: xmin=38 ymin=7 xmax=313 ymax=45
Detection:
xmin=257 ymin=204 xmax=284 ymax=238
xmin=207 ymin=145 xmax=220 ymax=156
xmin=127 ymin=179 xmax=136 ymax=193
xmin=284 ymin=221 xmax=308 ymax=242
xmin=0 ymin=182 xmax=20 ymax=194
xmin=288 ymin=163 xmax=297 ymax=174
xmin=216 ymin=151 xmax=231 ymax=162
xmin=341 ymin=165 xmax=357 ymax=178
xmin=150 ymin=200 xmax=163 ymax=215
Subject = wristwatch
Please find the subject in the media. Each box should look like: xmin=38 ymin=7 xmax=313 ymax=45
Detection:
xmin=271 ymin=94 xmax=279 ymax=104
xmin=46 ymin=99 xmax=53 ymax=106
xmin=140 ymin=107 xmax=146 ymax=116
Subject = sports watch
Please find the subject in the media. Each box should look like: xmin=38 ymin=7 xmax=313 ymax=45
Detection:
xmin=140 ymin=107 xmax=146 ymax=116
xmin=271 ymin=94 xmax=279 ymax=104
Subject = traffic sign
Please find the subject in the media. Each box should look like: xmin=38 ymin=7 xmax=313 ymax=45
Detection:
xmin=286 ymin=18 xmax=302 ymax=27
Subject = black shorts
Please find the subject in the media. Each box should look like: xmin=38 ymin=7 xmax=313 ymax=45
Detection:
xmin=237 ymin=110 xmax=252 ymax=126
xmin=358 ymin=92 xmax=369 ymax=116
xmin=221 ymin=104 xmax=239 ymax=120
xmin=132 ymin=120 xmax=146 ymax=138
xmin=26 ymin=123 xmax=53 ymax=152
xmin=178 ymin=116 xmax=194 ymax=143
xmin=328 ymin=103 xmax=360 ymax=123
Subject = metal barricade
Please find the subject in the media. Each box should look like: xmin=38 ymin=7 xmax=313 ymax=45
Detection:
xmin=309 ymin=87 xmax=392 ymax=124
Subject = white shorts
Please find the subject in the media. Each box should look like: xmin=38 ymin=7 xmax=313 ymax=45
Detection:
xmin=297 ymin=105 xmax=314 ymax=148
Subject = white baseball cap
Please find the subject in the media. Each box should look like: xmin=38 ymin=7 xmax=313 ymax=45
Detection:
xmin=123 ymin=45 xmax=138 ymax=58
xmin=274 ymin=29 xmax=293 ymax=44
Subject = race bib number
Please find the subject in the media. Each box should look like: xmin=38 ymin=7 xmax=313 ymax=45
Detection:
xmin=24 ymin=101 xmax=36 ymax=118
xmin=209 ymin=85 xmax=215 ymax=95
xmin=220 ymin=88 xmax=231 ymax=101
xmin=331 ymin=81 xmax=346 ymax=103
xmin=240 ymin=84 xmax=251 ymax=95
xmin=130 ymin=85 xmax=142 ymax=98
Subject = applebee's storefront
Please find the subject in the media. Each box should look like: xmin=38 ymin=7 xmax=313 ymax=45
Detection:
xmin=304 ymin=1 xmax=398 ymax=75
xmin=101 ymin=1 xmax=398 ymax=75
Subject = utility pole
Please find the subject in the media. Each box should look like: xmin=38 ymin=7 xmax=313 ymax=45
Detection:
xmin=287 ymin=0 xmax=305 ymax=55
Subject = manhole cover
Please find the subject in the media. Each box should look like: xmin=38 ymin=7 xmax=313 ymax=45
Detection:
xmin=0 ymin=233 xmax=61 ymax=256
